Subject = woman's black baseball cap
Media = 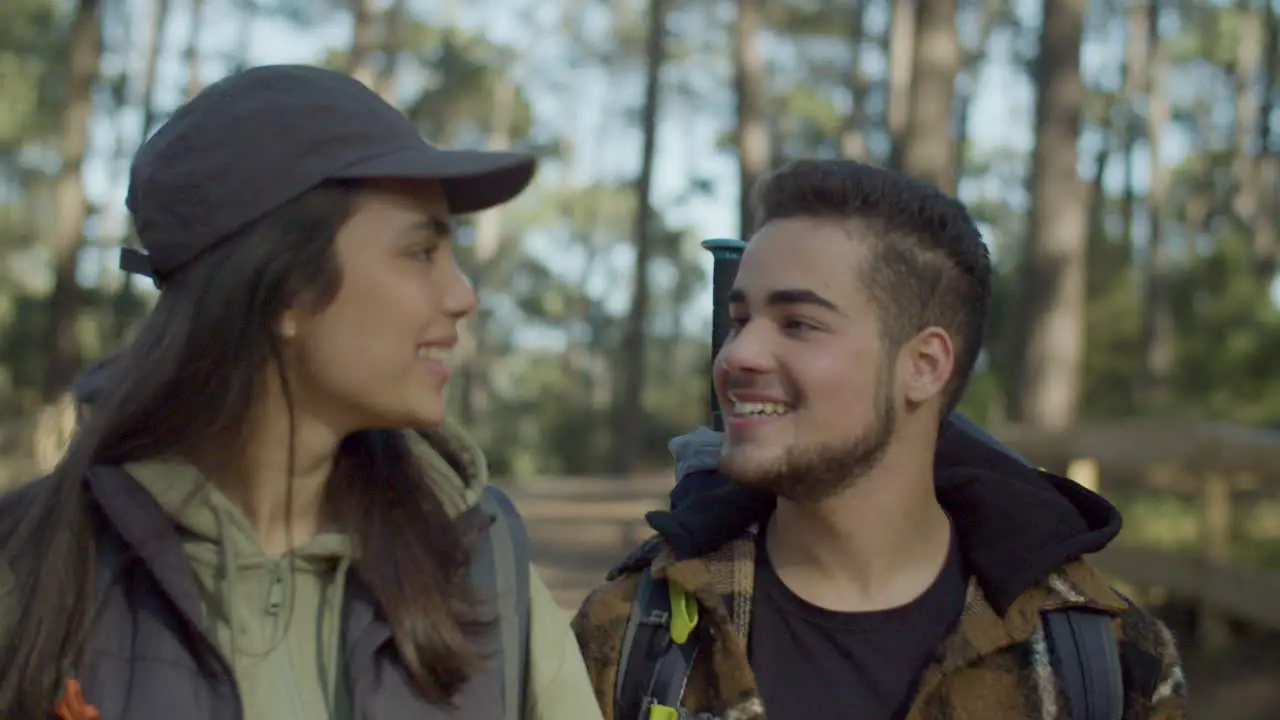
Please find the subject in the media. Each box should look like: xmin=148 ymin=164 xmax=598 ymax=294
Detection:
xmin=120 ymin=64 xmax=537 ymax=286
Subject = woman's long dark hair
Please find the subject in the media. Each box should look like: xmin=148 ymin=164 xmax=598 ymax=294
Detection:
xmin=0 ymin=181 xmax=488 ymax=717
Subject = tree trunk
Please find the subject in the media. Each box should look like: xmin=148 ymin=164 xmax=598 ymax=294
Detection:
xmin=898 ymin=0 xmax=960 ymax=192
xmin=1140 ymin=5 xmax=1174 ymax=409
xmin=951 ymin=11 xmax=995 ymax=188
xmin=839 ymin=2 xmax=871 ymax=160
xmin=110 ymin=0 xmax=170 ymax=337
xmin=371 ymin=0 xmax=408 ymax=102
xmin=184 ymin=0 xmax=205 ymax=99
xmin=885 ymin=0 xmax=915 ymax=168
xmin=951 ymin=76 xmax=971 ymax=186
xmin=1258 ymin=2 xmax=1278 ymax=276
xmin=1086 ymin=102 xmax=1112 ymax=255
xmin=733 ymin=0 xmax=769 ymax=238
xmin=141 ymin=0 xmax=170 ymax=137
xmin=346 ymin=0 xmax=380 ymax=87
xmin=230 ymin=0 xmax=256 ymax=71
xmin=457 ymin=72 xmax=517 ymax=441
xmin=1119 ymin=1 xmax=1147 ymax=258
xmin=1231 ymin=0 xmax=1274 ymax=273
xmin=1010 ymin=0 xmax=1088 ymax=430
xmin=43 ymin=0 xmax=103 ymax=398
xmin=615 ymin=0 xmax=668 ymax=474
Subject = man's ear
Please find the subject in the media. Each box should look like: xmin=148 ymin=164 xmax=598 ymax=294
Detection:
xmin=899 ymin=327 xmax=955 ymax=407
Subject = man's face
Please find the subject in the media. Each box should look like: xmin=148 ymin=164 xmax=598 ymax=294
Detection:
xmin=713 ymin=218 xmax=897 ymax=502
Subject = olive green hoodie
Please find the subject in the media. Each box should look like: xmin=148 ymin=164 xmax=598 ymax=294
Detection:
xmin=119 ymin=422 xmax=600 ymax=720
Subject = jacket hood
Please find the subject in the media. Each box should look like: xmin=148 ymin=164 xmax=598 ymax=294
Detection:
xmin=408 ymin=420 xmax=491 ymax=516
xmin=121 ymin=420 xmax=490 ymax=561
xmin=641 ymin=420 xmax=1123 ymax=615
xmin=123 ymin=419 xmax=489 ymax=538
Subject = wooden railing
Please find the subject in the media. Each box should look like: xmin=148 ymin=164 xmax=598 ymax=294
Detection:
xmin=3 ymin=400 xmax=1278 ymax=649
xmin=996 ymin=420 xmax=1280 ymax=649
xmin=507 ymin=420 xmax=1280 ymax=651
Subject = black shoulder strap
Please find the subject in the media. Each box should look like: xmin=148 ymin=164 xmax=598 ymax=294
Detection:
xmin=616 ymin=569 xmax=699 ymax=720
xmin=95 ymin=525 xmax=125 ymax=600
xmin=0 ymin=477 xmax=124 ymax=611
xmin=480 ymin=485 xmax=531 ymax=720
xmin=1044 ymin=608 xmax=1124 ymax=720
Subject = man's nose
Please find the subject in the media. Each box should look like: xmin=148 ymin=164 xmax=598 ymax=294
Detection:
xmin=716 ymin=322 xmax=776 ymax=375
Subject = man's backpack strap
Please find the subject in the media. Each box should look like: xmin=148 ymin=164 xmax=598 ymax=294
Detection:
xmin=1043 ymin=608 xmax=1124 ymax=720
xmin=616 ymin=569 xmax=700 ymax=720
xmin=614 ymin=584 xmax=1124 ymax=720
xmin=480 ymin=486 xmax=532 ymax=720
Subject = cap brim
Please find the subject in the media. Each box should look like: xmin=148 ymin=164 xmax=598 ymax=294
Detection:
xmin=331 ymin=148 xmax=537 ymax=214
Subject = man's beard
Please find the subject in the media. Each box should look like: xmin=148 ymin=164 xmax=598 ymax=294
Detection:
xmin=721 ymin=388 xmax=897 ymax=503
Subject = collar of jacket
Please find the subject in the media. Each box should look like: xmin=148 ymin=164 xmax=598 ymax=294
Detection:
xmin=638 ymin=463 xmax=1125 ymax=617
xmin=644 ymin=526 xmax=1127 ymax=687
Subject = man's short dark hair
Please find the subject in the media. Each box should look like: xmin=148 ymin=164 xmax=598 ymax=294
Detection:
xmin=751 ymin=159 xmax=991 ymax=414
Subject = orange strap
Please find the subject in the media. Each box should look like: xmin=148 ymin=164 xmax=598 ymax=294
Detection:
xmin=54 ymin=678 xmax=101 ymax=720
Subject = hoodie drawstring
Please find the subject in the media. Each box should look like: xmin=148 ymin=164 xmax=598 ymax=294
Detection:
xmin=213 ymin=508 xmax=241 ymax=672
xmin=213 ymin=505 xmax=298 ymax=666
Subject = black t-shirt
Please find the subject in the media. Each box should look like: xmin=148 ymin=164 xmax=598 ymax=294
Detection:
xmin=748 ymin=521 xmax=968 ymax=720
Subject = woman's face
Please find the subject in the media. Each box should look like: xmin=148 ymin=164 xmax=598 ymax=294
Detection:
xmin=282 ymin=179 xmax=477 ymax=431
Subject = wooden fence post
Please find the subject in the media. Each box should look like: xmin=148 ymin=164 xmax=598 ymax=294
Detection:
xmin=1066 ymin=457 xmax=1100 ymax=493
xmin=1198 ymin=471 xmax=1234 ymax=652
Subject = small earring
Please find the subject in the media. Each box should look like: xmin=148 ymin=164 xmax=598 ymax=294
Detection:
xmin=281 ymin=321 xmax=297 ymax=340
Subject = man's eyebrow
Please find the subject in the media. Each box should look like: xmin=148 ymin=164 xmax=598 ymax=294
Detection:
xmin=727 ymin=287 xmax=845 ymax=315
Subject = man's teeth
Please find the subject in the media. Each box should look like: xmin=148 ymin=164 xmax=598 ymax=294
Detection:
xmin=417 ymin=346 xmax=449 ymax=361
xmin=732 ymin=401 xmax=791 ymax=417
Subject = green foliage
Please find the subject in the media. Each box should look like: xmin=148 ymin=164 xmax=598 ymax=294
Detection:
xmin=0 ymin=0 xmax=60 ymax=150
xmin=1172 ymin=234 xmax=1280 ymax=426
xmin=1080 ymin=259 xmax=1143 ymax=419
xmin=2 ymin=0 xmax=1280 ymax=484
xmin=405 ymin=29 xmax=536 ymax=145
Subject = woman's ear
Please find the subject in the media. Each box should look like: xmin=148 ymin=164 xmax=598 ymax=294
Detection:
xmin=279 ymin=311 xmax=299 ymax=341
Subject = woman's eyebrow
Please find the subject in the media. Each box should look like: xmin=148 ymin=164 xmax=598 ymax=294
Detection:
xmin=401 ymin=214 xmax=453 ymax=240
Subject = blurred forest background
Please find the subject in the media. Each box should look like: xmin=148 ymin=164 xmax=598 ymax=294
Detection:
xmin=4 ymin=1 xmax=1280 ymax=711
xmin=0 ymin=0 xmax=1277 ymax=478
